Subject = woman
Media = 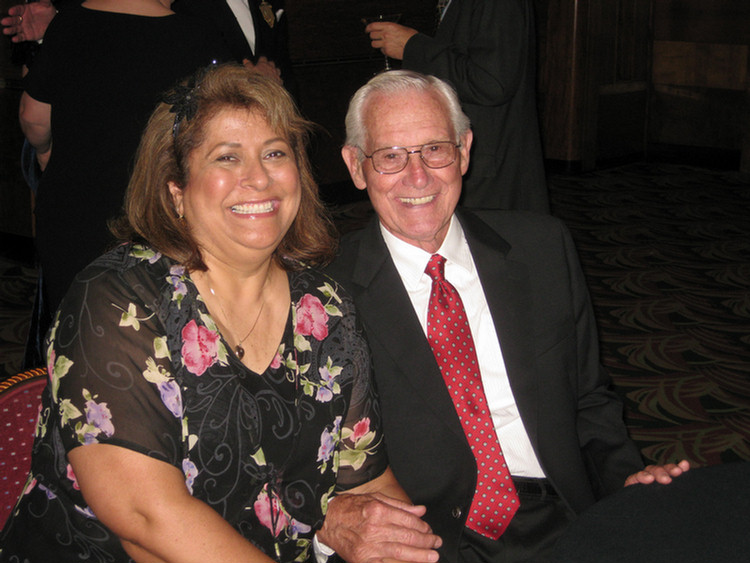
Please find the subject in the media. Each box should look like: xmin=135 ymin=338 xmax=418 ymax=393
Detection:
xmin=1 ymin=65 xmax=430 ymax=562
xmin=19 ymin=0 xmax=228 ymax=359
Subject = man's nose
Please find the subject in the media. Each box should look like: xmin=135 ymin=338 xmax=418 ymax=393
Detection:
xmin=402 ymin=150 xmax=429 ymax=187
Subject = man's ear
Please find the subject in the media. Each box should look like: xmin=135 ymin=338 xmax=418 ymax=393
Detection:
xmin=341 ymin=145 xmax=368 ymax=191
xmin=458 ymin=130 xmax=473 ymax=176
xmin=168 ymin=181 xmax=184 ymax=217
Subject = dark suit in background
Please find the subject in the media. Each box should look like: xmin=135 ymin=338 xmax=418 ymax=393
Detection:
xmin=326 ymin=208 xmax=644 ymax=561
xmin=173 ymin=0 xmax=296 ymax=94
xmin=403 ymin=0 xmax=548 ymax=212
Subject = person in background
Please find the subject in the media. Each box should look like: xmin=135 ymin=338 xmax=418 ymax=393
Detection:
xmin=0 ymin=64 xmax=441 ymax=563
xmin=323 ymin=70 xmax=689 ymax=563
xmin=364 ymin=0 xmax=549 ymax=213
xmin=15 ymin=0 xmax=229 ymax=363
xmin=173 ymin=0 xmax=297 ymax=95
xmin=3 ymin=0 xmax=296 ymax=93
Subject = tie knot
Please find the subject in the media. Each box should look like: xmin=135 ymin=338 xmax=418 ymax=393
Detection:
xmin=425 ymin=254 xmax=446 ymax=282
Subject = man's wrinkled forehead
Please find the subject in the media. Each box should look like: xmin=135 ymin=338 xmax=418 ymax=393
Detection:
xmin=362 ymin=89 xmax=455 ymax=150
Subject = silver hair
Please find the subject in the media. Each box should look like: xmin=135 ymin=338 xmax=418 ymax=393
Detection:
xmin=344 ymin=70 xmax=471 ymax=157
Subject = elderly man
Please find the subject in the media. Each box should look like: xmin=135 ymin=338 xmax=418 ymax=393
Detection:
xmin=321 ymin=70 xmax=689 ymax=563
xmin=364 ymin=0 xmax=548 ymax=212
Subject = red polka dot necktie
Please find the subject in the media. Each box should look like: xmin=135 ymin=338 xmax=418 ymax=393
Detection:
xmin=425 ymin=254 xmax=519 ymax=539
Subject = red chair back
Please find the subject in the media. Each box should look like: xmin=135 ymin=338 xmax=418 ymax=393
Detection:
xmin=0 ymin=368 xmax=47 ymax=527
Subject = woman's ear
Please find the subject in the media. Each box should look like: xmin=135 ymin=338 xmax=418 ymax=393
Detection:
xmin=168 ymin=181 xmax=184 ymax=218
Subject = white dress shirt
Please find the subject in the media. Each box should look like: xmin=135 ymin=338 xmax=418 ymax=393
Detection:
xmin=381 ymin=216 xmax=546 ymax=477
xmin=225 ymin=0 xmax=257 ymax=53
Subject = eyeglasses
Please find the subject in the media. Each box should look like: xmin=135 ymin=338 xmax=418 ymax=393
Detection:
xmin=363 ymin=141 xmax=461 ymax=174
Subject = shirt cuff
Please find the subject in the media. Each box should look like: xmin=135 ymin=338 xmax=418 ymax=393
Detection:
xmin=313 ymin=533 xmax=336 ymax=563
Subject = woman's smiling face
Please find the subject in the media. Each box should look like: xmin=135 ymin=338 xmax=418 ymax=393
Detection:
xmin=169 ymin=107 xmax=301 ymax=267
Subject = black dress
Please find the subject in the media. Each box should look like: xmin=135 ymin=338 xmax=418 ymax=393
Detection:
xmin=0 ymin=243 xmax=387 ymax=562
xmin=24 ymin=5 xmax=228 ymax=313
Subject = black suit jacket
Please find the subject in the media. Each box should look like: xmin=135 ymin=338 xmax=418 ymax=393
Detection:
xmin=403 ymin=0 xmax=548 ymax=212
xmin=173 ymin=0 xmax=296 ymax=93
xmin=325 ymin=209 xmax=643 ymax=561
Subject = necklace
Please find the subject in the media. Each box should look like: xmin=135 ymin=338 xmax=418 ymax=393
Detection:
xmin=210 ymin=286 xmax=265 ymax=360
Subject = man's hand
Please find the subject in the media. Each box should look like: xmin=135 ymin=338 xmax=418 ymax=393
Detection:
xmin=365 ymin=22 xmax=418 ymax=61
xmin=242 ymin=56 xmax=283 ymax=85
xmin=318 ymin=492 xmax=441 ymax=563
xmin=624 ymin=459 xmax=691 ymax=486
xmin=1 ymin=1 xmax=56 ymax=43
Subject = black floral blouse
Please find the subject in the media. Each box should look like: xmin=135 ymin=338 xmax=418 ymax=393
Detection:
xmin=0 ymin=243 xmax=387 ymax=563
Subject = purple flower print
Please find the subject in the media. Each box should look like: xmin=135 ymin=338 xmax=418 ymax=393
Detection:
xmin=317 ymin=416 xmax=342 ymax=464
xmin=85 ymin=399 xmax=114 ymax=440
xmin=38 ymin=483 xmax=56 ymax=500
xmin=183 ymin=459 xmax=198 ymax=494
xmin=74 ymin=505 xmax=97 ymax=519
xmin=181 ymin=320 xmax=220 ymax=376
xmin=316 ymin=365 xmax=335 ymax=402
xmin=158 ymin=380 xmax=182 ymax=417
xmin=169 ymin=265 xmax=187 ymax=296
xmin=295 ymin=294 xmax=329 ymax=341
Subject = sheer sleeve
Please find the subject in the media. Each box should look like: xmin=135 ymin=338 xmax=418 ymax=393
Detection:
xmin=48 ymin=261 xmax=183 ymax=466
xmin=323 ymin=283 xmax=389 ymax=491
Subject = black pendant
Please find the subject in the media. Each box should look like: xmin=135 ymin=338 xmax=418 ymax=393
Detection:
xmin=235 ymin=345 xmax=245 ymax=360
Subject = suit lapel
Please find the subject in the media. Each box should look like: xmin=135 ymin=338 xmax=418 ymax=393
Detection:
xmin=351 ymin=219 xmax=468 ymax=442
xmin=456 ymin=210 xmax=540 ymax=448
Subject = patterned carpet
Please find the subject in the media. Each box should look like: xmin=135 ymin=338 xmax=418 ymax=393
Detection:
xmin=1 ymin=162 xmax=749 ymax=468
xmin=548 ymin=162 xmax=750 ymax=467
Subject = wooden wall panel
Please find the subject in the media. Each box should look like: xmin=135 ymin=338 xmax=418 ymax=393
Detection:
xmin=535 ymin=0 xmax=589 ymax=163
xmin=537 ymin=0 xmax=651 ymax=168
xmin=653 ymin=0 xmax=750 ymax=44
xmin=650 ymin=2 xmax=750 ymax=169
xmin=652 ymin=41 xmax=748 ymax=90
xmin=651 ymin=86 xmax=744 ymax=150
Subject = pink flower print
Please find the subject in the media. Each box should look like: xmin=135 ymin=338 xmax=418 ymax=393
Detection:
xmin=66 ymin=463 xmax=80 ymax=490
xmin=23 ymin=478 xmax=37 ymax=496
xmin=352 ymin=418 xmax=371 ymax=443
xmin=84 ymin=399 xmax=114 ymax=442
xmin=46 ymin=349 xmax=55 ymax=383
xmin=270 ymin=351 xmax=282 ymax=370
xmin=254 ymin=485 xmax=289 ymax=537
xmin=181 ymin=320 xmax=220 ymax=376
xmin=295 ymin=294 xmax=329 ymax=341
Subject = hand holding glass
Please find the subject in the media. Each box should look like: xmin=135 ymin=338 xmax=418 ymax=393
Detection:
xmin=361 ymin=13 xmax=402 ymax=71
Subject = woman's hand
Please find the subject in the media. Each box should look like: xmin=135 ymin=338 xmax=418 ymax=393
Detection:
xmin=317 ymin=468 xmax=441 ymax=563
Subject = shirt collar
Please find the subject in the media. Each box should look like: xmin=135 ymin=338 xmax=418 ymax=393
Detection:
xmin=379 ymin=215 xmax=474 ymax=290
